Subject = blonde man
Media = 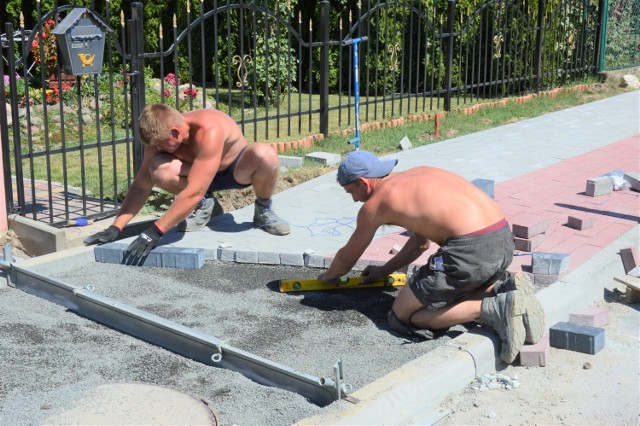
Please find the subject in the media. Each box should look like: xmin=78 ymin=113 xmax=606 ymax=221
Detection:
xmin=85 ymin=104 xmax=289 ymax=256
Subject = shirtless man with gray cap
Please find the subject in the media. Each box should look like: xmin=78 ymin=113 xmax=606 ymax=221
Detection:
xmin=318 ymin=150 xmax=545 ymax=364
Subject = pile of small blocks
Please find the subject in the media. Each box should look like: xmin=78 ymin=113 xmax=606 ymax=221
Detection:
xmin=520 ymin=306 xmax=609 ymax=367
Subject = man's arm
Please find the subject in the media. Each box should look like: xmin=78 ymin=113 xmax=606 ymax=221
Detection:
xmin=112 ymin=147 xmax=157 ymax=230
xmin=318 ymin=205 xmax=379 ymax=282
xmin=361 ymin=233 xmax=429 ymax=282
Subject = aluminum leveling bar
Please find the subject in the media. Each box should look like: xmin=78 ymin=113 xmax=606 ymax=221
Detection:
xmin=280 ymin=273 xmax=406 ymax=293
xmin=2 ymin=258 xmax=348 ymax=406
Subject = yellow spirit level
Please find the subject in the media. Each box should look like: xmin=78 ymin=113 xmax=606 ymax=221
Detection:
xmin=279 ymin=273 xmax=406 ymax=293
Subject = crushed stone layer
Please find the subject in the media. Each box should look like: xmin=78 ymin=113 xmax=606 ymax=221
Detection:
xmin=0 ymin=261 xmax=468 ymax=425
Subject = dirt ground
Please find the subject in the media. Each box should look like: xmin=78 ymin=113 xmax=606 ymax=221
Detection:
xmin=437 ymin=284 xmax=640 ymax=426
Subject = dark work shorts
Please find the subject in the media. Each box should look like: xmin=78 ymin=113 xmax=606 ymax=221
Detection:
xmin=409 ymin=222 xmax=514 ymax=311
xmin=207 ymin=146 xmax=252 ymax=192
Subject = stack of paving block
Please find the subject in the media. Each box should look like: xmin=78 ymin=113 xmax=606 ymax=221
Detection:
xmin=511 ymin=213 xmax=549 ymax=253
xmin=521 ymin=306 xmax=609 ymax=366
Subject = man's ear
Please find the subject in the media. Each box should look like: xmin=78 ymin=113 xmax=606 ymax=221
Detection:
xmin=170 ymin=126 xmax=181 ymax=139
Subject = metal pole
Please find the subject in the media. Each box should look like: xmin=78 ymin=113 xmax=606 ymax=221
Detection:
xmin=129 ymin=2 xmax=145 ymax=174
xmin=595 ymin=0 xmax=607 ymax=72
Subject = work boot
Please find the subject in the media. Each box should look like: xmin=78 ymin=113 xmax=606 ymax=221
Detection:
xmin=253 ymin=198 xmax=290 ymax=235
xmin=176 ymin=196 xmax=223 ymax=232
xmin=480 ymin=290 xmax=527 ymax=364
xmin=387 ymin=310 xmax=438 ymax=340
xmin=494 ymin=272 xmax=546 ymax=344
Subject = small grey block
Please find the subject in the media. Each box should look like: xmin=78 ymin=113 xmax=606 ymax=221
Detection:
xmin=280 ymin=252 xmax=304 ymax=266
xmin=471 ymin=178 xmax=495 ymax=199
xmin=567 ymin=215 xmax=594 ymax=230
xmin=532 ymin=252 xmax=570 ymax=274
xmin=585 ymin=176 xmax=613 ymax=197
xmin=258 ymin=251 xmax=281 ymax=265
xmin=305 ymin=253 xmax=326 ymax=268
xmin=235 ymin=250 xmax=259 ymax=263
xmin=304 ymin=152 xmax=341 ymax=166
xmin=219 ymin=248 xmax=236 ymax=262
xmin=624 ymin=172 xmax=640 ymax=191
xmin=398 ymin=136 xmax=413 ymax=151
xmin=279 ymin=155 xmax=304 ymax=168
xmin=549 ymin=322 xmax=604 ymax=355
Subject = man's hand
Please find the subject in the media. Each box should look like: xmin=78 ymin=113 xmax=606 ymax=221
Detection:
xmin=361 ymin=264 xmax=389 ymax=283
xmin=83 ymin=225 xmax=121 ymax=245
xmin=318 ymin=272 xmax=341 ymax=286
xmin=126 ymin=224 xmax=164 ymax=258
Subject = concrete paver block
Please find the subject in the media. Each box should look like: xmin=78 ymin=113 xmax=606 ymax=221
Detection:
xmin=258 ymin=251 xmax=281 ymax=265
xmin=567 ymin=215 xmax=594 ymax=230
xmin=514 ymin=234 xmax=545 ymax=252
xmin=532 ymin=252 xmax=570 ymax=274
xmin=623 ymin=171 xmax=640 ymax=191
xmin=219 ymin=248 xmax=235 ymax=262
xmin=569 ymin=306 xmax=609 ymax=327
xmin=519 ymin=336 xmax=549 ymax=367
xmin=95 ymin=243 xmax=205 ymax=269
xmin=305 ymin=253 xmax=327 ymax=268
xmin=619 ymin=247 xmax=639 ymax=274
xmin=278 ymin=155 xmax=304 ymax=168
xmin=304 ymin=152 xmax=341 ymax=166
xmin=398 ymin=136 xmax=413 ymax=151
xmin=280 ymin=253 xmax=304 ymax=266
xmin=585 ymin=176 xmax=613 ymax=197
xmin=471 ymin=178 xmax=495 ymax=199
xmin=235 ymin=250 xmax=259 ymax=264
xmin=549 ymin=322 xmax=604 ymax=355
xmin=512 ymin=215 xmax=549 ymax=239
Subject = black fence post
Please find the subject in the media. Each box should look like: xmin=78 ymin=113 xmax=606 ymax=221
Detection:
xmin=129 ymin=2 xmax=145 ymax=174
xmin=444 ymin=0 xmax=455 ymax=111
xmin=319 ymin=1 xmax=330 ymax=136
xmin=534 ymin=0 xmax=545 ymax=92
xmin=0 ymin=23 xmax=12 ymax=212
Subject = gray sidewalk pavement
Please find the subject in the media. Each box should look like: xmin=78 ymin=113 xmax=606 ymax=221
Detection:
xmin=143 ymin=90 xmax=639 ymax=263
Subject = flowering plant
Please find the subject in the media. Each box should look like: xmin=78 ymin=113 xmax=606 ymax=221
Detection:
xmin=161 ymin=73 xmax=198 ymax=110
xmin=31 ymin=19 xmax=59 ymax=78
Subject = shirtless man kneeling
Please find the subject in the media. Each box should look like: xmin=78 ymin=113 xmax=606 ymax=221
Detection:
xmin=318 ymin=150 xmax=545 ymax=364
xmin=84 ymin=104 xmax=289 ymax=257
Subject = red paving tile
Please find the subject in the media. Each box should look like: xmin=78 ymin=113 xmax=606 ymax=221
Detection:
xmin=361 ymin=135 xmax=640 ymax=278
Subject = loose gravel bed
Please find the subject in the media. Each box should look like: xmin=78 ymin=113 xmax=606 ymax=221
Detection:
xmin=0 ymin=260 xmax=467 ymax=425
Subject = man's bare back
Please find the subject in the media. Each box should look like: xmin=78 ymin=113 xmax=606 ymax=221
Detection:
xmin=364 ymin=166 xmax=505 ymax=246
xmin=167 ymin=109 xmax=248 ymax=171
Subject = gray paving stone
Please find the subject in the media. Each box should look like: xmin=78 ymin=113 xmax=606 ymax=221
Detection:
xmin=258 ymin=251 xmax=281 ymax=265
xmin=235 ymin=250 xmax=259 ymax=263
xmin=532 ymin=252 xmax=570 ymax=274
xmin=280 ymin=252 xmax=304 ymax=266
xmin=549 ymin=322 xmax=605 ymax=355
xmin=471 ymin=178 xmax=495 ymax=199
xmin=305 ymin=152 xmax=341 ymax=166
xmin=279 ymin=155 xmax=304 ymax=168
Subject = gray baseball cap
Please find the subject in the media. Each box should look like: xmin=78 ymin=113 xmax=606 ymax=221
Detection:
xmin=337 ymin=150 xmax=398 ymax=186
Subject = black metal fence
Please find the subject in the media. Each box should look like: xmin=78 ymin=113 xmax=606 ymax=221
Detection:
xmin=1 ymin=0 xmax=602 ymax=226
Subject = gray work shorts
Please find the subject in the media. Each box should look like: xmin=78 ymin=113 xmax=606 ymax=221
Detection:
xmin=409 ymin=223 xmax=514 ymax=311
